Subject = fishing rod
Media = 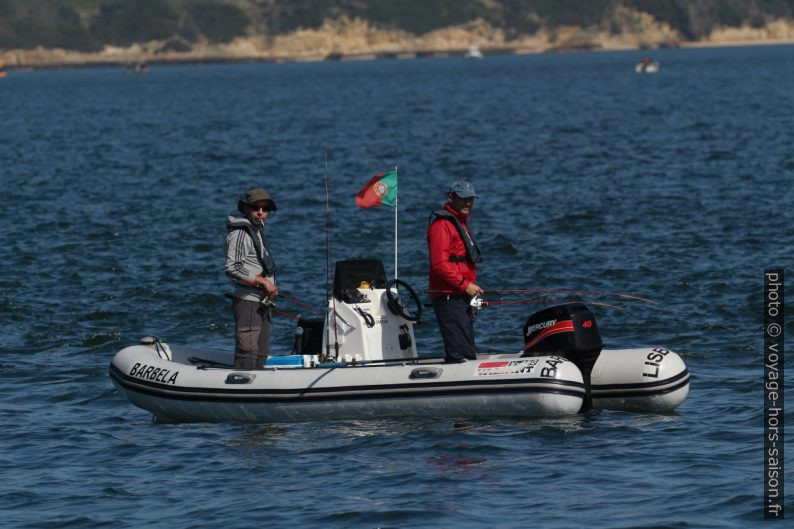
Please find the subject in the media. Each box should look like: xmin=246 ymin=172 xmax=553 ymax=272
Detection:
xmin=427 ymin=288 xmax=656 ymax=305
xmin=273 ymin=308 xmax=301 ymax=321
xmin=279 ymin=292 xmax=325 ymax=314
xmin=323 ymin=153 xmax=340 ymax=360
xmin=423 ymin=296 xmax=624 ymax=311
xmin=223 ymin=289 xmax=275 ymax=308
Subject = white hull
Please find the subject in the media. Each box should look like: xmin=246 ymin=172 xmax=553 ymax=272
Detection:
xmin=109 ymin=342 xmax=689 ymax=423
xmin=464 ymin=45 xmax=483 ymax=59
xmin=635 ymin=61 xmax=660 ymax=73
xmin=590 ymin=347 xmax=689 ymax=412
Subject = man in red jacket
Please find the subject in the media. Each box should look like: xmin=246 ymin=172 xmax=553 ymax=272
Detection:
xmin=427 ymin=181 xmax=484 ymax=363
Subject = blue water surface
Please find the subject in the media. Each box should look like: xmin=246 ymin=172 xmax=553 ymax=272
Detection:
xmin=0 ymin=45 xmax=792 ymax=528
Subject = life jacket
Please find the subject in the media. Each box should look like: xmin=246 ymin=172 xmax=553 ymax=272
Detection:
xmin=227 ymin=220 xmax=277 ymax=276
xmin=428 ymin=208 xmax=482 ymax=264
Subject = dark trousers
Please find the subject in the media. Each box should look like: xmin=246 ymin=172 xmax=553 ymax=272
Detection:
xmin=232 ymin=298 xmax=271 ymax=369
xmin=432 ymin=295 xmax=477 ymax=362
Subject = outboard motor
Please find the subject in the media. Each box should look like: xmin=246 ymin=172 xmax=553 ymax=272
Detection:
xmin=521 ymin=302 xmax=603 ymax=411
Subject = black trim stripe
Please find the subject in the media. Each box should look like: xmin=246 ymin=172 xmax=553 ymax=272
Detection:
xmin=592 ymin=368 xmax=689 ymax=391
xmin=109 ymin=364 xmax=586 ymax=403
xmin=592 ymin=369 xmax=690 ymax=399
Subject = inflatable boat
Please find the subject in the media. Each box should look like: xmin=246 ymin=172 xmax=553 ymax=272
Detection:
xmin=635 ymin=59 xmax=660 ymax=73
xmin=109 ymin=259 xmax=690 ymax=423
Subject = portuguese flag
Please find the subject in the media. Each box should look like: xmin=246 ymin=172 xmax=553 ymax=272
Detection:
xmin=355 ymin=169 xmax=398 ymax=208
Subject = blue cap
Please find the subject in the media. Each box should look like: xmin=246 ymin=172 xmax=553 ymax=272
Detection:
xmin=448 ymin=180 xmax=479 ymax=198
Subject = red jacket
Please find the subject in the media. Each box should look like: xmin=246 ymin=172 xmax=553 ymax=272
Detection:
xmin=427 ymin=203 xmax=477 ymax=299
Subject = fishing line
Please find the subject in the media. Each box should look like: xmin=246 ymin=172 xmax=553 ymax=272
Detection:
xmin=485 ymin=288 xmax=656 ymax=304
xmin=483 ymin=298 xmax=624 ymax=310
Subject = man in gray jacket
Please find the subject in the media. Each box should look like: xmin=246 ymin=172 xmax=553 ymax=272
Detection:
xmin=225 ymin=188 xmax=279 ymax=369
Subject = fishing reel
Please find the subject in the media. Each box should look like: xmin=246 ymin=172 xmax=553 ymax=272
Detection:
xmin=470 ymin=296 xmax=486 ymax=309
xmin=260 ymin=296 xmax=276 ymax=308
xmin=385 ymin=279 xmax=423 ymax=323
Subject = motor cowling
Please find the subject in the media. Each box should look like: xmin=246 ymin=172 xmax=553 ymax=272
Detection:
xmin=522 ymin=302 xmax=603 ymax=411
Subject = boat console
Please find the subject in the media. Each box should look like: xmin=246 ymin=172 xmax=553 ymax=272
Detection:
xmin=319 ymin=259 xmax=420 ymax=363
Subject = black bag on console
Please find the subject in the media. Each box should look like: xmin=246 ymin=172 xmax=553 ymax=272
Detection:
xmin=292 ymin=318 xmax=324 ymax=356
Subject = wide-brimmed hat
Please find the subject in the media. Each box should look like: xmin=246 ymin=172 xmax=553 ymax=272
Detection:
xmin=447 ymin=180 xmax=479 ymax=199
xmin=238 ymin=187 xmax=277 ymax=212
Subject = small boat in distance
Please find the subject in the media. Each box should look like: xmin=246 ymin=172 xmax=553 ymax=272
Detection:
xmin=125 ymin=61 xmax=149 ymax=74
xmin=635 ymin=57 xmax=660 ymax=73
xmin=464 ymin=45 xmax=484 ymax=59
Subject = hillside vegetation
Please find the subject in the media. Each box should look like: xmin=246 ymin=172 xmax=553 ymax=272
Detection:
xmin=1 ymin=0 xmax=793 ymax=64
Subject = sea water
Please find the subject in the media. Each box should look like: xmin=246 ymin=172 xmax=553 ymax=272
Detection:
xmin=0 ymin=45 xmax=792 ymax=528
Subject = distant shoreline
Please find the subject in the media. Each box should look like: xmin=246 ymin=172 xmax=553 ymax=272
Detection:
xmin=3 ymin=37 xmax=794 ymax=72
xmin=3 ymin=13 xmax=794 ymax=72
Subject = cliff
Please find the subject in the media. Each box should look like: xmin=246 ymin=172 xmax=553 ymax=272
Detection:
xmin=2 ymin=1 xmax=794 ymax=68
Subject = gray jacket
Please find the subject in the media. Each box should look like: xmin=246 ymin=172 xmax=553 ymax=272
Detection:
xmin=224 ymin=216 xmax=275 ymax=302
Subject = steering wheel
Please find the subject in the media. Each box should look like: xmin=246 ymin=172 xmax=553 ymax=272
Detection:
xmin=385 ymin=279 xmax=423 ymax=323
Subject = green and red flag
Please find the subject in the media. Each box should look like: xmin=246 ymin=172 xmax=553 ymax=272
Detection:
xmin=355 ymin=169 xmax=397 ymax=208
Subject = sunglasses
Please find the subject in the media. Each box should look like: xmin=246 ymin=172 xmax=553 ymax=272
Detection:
xmin=248 ymin=204 xmax=272 ymax=212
